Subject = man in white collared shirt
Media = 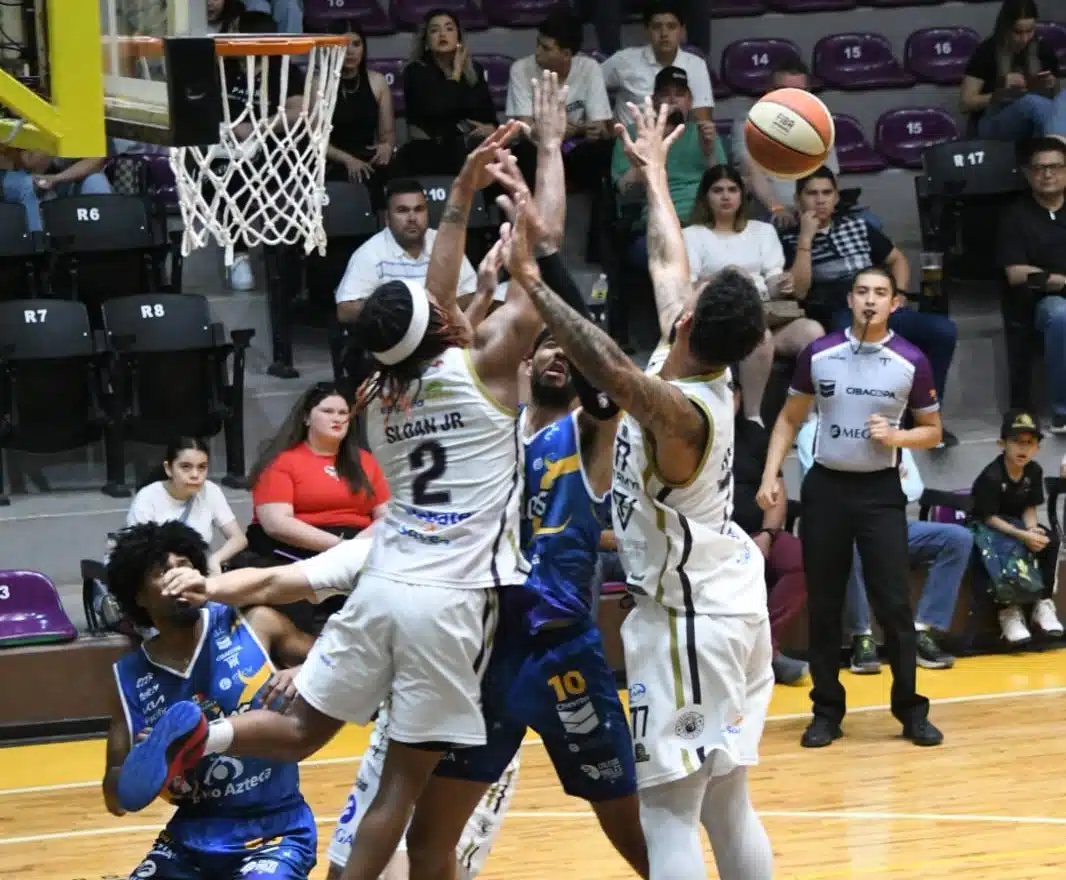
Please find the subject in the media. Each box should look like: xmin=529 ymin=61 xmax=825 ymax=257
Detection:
xmin=601 ymin=0 xmax=714 ymax=127
xmin=335 ymin=178 xmax=477 ymax=325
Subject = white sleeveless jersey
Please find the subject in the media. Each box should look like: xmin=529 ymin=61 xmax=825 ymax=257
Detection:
xmin=364 ymin=347 xmax=530 ymax=589
xmin=611 ymin=366 xmax=767 ymax=617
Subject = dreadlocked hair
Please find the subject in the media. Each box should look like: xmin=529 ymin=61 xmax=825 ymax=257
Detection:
xmin=106 ymin=521 xmax=209 ymax=629
xmin=351 ymin=280 xmax=465 ymax=416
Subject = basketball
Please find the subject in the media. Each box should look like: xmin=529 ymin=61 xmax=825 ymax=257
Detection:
xmin=744 ymin=87 xmax=835 ymax=180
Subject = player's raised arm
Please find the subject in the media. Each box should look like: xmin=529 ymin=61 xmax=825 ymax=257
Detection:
xmin=425 ymin=121 xmax=524 ymax=342
xmin=508 ymin=201 xmax=707 ymax=456
xmin=615 ymin=98 xmax=691 ymax=342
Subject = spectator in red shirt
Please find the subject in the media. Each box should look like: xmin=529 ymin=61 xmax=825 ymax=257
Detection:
xmin=248 ymin=383 xmax=389 ymax=564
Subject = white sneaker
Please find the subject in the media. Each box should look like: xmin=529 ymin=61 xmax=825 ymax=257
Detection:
xmin=999 ymin=606 xmax=1032 ymax=644
xmin=1031 ymin=598 xmax=1064 ymax=636
xmin=228 ymin=254 xmax=255 ymax=291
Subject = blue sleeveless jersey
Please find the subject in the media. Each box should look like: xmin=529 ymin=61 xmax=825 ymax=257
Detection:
xmin=521 ymin=410 xmax=610 ymax=630
xmin=114 ymin=604 xmax=305 ymax=849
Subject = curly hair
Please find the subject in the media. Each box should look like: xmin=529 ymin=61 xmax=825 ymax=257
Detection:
xmin=106 ymin=522 xmax=209 ymax=629
xmin=351 ymin=280 xmax=465 ymax=415
xmin=688 ymin=267 xmax=766 ymax=370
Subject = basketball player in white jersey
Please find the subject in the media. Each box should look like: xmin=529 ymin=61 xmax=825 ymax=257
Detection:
xmin=112 ymin=116 xmax=557 ymax=880
xmin=158 ymin=536 xmax=522 ymax=880
xmin=503 ymin=99 xmax=776 ymax=879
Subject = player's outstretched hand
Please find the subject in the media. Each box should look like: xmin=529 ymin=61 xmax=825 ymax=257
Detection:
xmin=615 ymin=97 xmax=685 ymax=173
xmin=505 ymin=197 xmax=540 ymax=285
xmin=532 ymin=69 xmax=569 ymax=149
xmin=489 ymin=150 xmax=551 ymax=251
xmin=458 ymin=120 xmax=526 ymax=191
xmin=160 ymin=566 xmax=209 ymax=606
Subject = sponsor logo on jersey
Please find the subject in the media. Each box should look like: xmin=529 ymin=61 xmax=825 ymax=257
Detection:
xmin=557 ymin=697 xmax=600 ymax=735
xmin=723 ymin=714 xmax=745 ymax=736
xmin=628 ymin=682 xmax=647 ymax=703
xmin=634 ymin=743 xmax=650 ymax=763
xmin=380 ymin=379 xmax=452 ymax=415
xmin=399 ymin=504 xmax=473 ymax=527
xmin=674 ymin=710 xmax=705 ymax=740
xmin=612 ymin=490 xmax=636 ymax=530
xmin=829 ymin=424 xmax=871 ymax=440
xmin=580 ymin=758 xmax=625 ymax=781
xmin=846 ymin=387 xmax=895 ymax=399
xmin=398 ymin=524 xmax=452 ymax=545
xmin=818 ymin=379 xmax=836 ymax=398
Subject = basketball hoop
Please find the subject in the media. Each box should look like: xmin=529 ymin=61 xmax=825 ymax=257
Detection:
xmin=116 ymin=33 xmax=349 ymax=265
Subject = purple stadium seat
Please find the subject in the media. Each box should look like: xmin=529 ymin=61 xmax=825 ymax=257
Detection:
xmin=0 ymin=570 xmax=77 ymax=647
xmin=303 ymin=0 xmax=395 ymax=34
xmin=875 ymin=107 xmax=960 ymax=169
xmin=905 ymin=27 xmax=981 ymax=85
xmin=1037 ymin=22 xmax=1066 ymax=69
xmin=768 ymin=0 xmax=856 ymax=12
xmin=389 ymin=0 xmax=487 ymax=31
xmin=813 ymin=32 xmax=915 ymax=90
xmin=710 ymin=68 xmax=732 ymax=101
xmin=143 ymin=154 xmax=178 ymax=209
xmin=720 ymin=38 xmax=804 ymax=96
xmin=476 ymin=54 xmax=514 ymax=112
xmin=368 ymin=58 xmax=406 ymax=116
xmin=711 ymin=0 xmax=768 ymax=17
xmin=483 ymin=0 xmax=568 ymax=28
xmin=833 ymin=114 xmax=887 ymax=173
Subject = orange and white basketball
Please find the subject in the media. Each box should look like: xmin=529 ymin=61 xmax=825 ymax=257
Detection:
xmin=744 ymin=88 xmax=835 ymax=180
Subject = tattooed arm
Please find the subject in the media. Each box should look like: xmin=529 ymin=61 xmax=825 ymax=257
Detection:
xmin=516 ymin=268 xmax=708 ymax=483
xmin=424 ymin=122 xmax=522 ymax=342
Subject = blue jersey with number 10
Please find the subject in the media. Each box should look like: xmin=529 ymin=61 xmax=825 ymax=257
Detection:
xmin=521 ymin=410 xmax=610 ymax=630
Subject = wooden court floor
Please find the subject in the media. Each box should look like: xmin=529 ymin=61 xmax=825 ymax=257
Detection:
xmin=2 ymin=653 xmax=1065 ymax=879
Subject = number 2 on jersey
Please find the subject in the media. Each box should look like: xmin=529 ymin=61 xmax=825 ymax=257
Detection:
xmin=408 ymin=439 xmax=450 ymax=506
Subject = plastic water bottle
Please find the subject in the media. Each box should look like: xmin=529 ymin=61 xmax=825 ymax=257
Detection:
xmin=589 ymin=273 xmax=608 ymax=326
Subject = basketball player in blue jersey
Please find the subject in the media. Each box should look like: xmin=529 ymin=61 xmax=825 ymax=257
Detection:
xmin=103 ymin=521 xmax=317 ymax=880
xmin=113 ymin=73 xmax=607 ymax=880
xmin=505 ymin=99 xmax=775 ymax=879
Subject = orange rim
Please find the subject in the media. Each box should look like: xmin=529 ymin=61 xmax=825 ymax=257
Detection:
xmin=108 ymin=34 xmax=349 ymax=59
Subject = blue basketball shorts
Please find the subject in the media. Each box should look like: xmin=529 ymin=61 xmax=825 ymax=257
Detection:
xmin=128 ymin=803 xmax=317 ymax=879
xmin=437 ymin=622 xmax=637 ymax=802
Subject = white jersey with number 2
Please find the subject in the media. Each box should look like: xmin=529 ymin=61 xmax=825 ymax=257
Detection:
xmin=611 ymin=365 xmax=766 ymax=617
xmin=364 ymin=346 xmax=529 ymax=589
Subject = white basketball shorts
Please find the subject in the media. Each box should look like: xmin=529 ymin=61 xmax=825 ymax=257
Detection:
xmin=326 ymin=706 xmax=520 ymax=879
xmin=622 ymin=596 xmax=774 ymax=789
xmin=296 ymin=572 xmax=498 ymax=745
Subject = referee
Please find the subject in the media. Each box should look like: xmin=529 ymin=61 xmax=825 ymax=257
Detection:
xmin=757 ymin=266 xmax=944 ymax=749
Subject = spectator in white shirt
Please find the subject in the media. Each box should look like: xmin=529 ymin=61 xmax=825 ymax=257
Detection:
xmin=335 ymin=178 xmax=477 ymax=324
xmin=127 ymin=437 xmax=247 ymax=575
xmin=505 ymin=11 xmax=613 ymax=190
xmin=683 ymin=165 xmax=823 ymax=422
xmin=601 ymin=0 xmax=714 ymax=127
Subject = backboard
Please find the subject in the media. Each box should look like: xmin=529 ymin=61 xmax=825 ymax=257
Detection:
xmin=0 ymin=0 xmax=203 ymax=156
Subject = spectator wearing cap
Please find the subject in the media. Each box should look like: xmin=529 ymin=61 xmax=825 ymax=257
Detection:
xmin=997 ymin=137 xmax=1066 ymax=433
xmin=601 ymin=0 xmax=714 ymax=127
xmin=611 ymin=66 xmax=725 ymax=268
xmin=796 ymin=418 xmax=971 ymax=674
xmin=758 ymin=265 xmax=944 ymax=749
xmin=970 ymin=409 xmax=1064 ymax=644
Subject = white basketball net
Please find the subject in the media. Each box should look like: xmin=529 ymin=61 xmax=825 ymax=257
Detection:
xmin=170 ymin=40 xmax=346 ymax=266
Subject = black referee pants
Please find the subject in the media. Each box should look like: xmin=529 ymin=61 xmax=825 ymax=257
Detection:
xmin=800 ymin=464 xmax=930 ymax=727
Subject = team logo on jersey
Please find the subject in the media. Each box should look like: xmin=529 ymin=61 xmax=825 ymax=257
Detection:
xmin=818 ymin=380 xmax=836 ymax=398
xmin=132 ymin=859 xmax=158 ymax=877
xmin=204 ymin=755 xmax=245 ymax=785
xmin=612 ymin=490 xmax=636 ymax=530
xmin=674 ymin=710 xmax=705 ymax=740
xmin=324 ymin=465 xmax=339 ymax=479
xmin=237 ymin=662 xmax=272 ymax=708
xmin=628 ymin=682 xmax=646 ymax=703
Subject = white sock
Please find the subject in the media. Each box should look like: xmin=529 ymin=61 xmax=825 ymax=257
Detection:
xmin=204 ymin=719 xmax=234 ymax=755
xmin=700 ymin=767 xmax=773 ymax=880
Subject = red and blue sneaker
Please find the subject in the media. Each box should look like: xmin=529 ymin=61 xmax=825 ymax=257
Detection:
xmin=117 ymin=701 xmax=208 ymax=812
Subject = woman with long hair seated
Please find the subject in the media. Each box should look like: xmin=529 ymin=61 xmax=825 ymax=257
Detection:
xmin=247 ymin=382 xmax=389 ymax=565
xmin=126 ymin=436 xmax=247 ymax=575
xmin=683 ymin=164 xmax=824 ymax=423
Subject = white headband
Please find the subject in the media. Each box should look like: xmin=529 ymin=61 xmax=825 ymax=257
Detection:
xmin=372 ymin=281 xmax=432 ymax=366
